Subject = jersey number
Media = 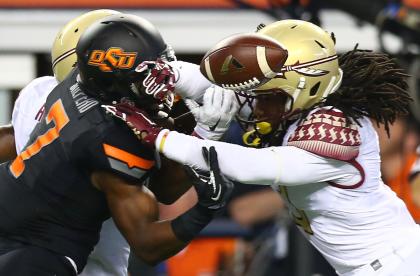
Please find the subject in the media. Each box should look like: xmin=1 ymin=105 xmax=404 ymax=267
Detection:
xmin=278 ymin=186 xmax=314 ymax=235
xmin=10 ymin=99 xmax=70 ymax=178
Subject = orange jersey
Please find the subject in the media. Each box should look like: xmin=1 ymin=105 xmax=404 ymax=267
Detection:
xmin=166 ymin=238 xmax=237 ymax=276
xmin=387 ymin=153 xmax=420 ymax=222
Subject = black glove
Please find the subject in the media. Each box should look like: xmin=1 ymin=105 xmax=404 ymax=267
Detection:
xmin=184 ymin=146 xmax=233 ymax=211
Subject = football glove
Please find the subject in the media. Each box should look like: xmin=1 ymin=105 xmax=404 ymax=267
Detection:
xmin=135 ymin=58 xmax=176 ymax=108
xmin=184 ymin=86 xmax=239 ymax=140
xmin=102 ymin=102 xmax=162 ymax=148
xmin=184 ymin=146 xmax=233 ymax=210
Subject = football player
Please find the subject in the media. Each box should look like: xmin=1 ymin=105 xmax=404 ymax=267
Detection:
xmin=0 ymin=10 xmax=135 ymax=276
xmin=0 ymin=9 xmax=135 ymax=276
xmin=0 ymin=14 xmax=233 ymax=275
xmin=106 ymin=20 xmax=420 ymax=276
xmin=0 ymin=9 xmax=232 ymax=276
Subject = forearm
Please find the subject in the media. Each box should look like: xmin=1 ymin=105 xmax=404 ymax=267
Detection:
xmin=171 ymin=61 xmax=212 ymax=101
xmin=157 ymin=131 xmax=361 ymax=186
xmin=157 ymin=130 xmax=280 ymax=185
xmin=129 ymin=220 xmax=187 ymax=265
xmin=148 ymin=157 xmax=192 ymax=205
xmin=0 ymin=125 xmax=16 ymax=162
xmin=107 ymin=186 xmax=187 ymax=265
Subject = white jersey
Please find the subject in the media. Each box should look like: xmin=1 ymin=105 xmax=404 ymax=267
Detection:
xmin=11 ymin=76 xmax=129 ymax=276
xmin=157 ymin=107 xmax=420 ymax=275
xmin=12 ymin=76 xmax=57 ymax=153
xmin=279 ymin=110 xmax=420 ymax=275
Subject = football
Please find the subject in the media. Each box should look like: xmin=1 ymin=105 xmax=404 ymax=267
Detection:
xmin=200 ymin=33 xmax=288 ymax=90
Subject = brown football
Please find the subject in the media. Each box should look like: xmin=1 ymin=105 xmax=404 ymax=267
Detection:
xmin=200 ymin=33 xmax=288 ymax=90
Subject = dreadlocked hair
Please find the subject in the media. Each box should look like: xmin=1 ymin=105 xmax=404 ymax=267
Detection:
xmin=324 ymin=45 xmax=411 ymax=136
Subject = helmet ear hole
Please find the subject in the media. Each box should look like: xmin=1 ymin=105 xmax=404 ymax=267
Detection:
xmin=309 ymin=81 xmax=321 ymax=96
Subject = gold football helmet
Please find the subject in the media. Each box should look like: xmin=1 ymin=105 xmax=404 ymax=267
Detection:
xmin=51 ymin=9 xmax=120 ymax=82
xmin=238 ymin=19 xmax=343 ymax=146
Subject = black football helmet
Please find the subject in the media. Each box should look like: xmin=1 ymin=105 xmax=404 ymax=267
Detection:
xmin=76 ymin=13 xmax=176 ymax=112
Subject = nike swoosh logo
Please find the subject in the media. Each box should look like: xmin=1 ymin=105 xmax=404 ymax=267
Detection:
xmin=209 ymin=171 xmax=221 ymax=201
xmin=211 ymin=187 xmax=222 ymax=201
xmin=209 ymin=118 xmax=221 ymax=131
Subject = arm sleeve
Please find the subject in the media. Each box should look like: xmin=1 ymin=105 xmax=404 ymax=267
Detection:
xmin=79 ymin=122 xmax=157 ymax=184
xmin=170 ymin=61 xmax=212 ymax=102
xmin=158 ymin=131 xmax=361 ymax=186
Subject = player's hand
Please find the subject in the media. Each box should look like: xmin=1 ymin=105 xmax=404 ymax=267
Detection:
xmin=135 ymin=58 xmax=176 ymax=107
xmin=102 ymin=102 xmax=162 ymax=148
xmin=184 ymin=86 xmax=239 ymax=140
xmin=184 ymin=146 xmax=234 ymax=210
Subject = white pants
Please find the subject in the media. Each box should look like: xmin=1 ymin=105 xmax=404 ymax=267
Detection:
xmin=80 ymin=218 xmax=130 ymax=276
xmin=344 ymin=239 xmax=420 ymax=276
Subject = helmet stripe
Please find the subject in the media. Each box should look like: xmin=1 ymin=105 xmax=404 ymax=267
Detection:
xmin=52 ymin=48 xmax=76 ymax=69
xmin=279 ymin=54 xmax=338 ymax=74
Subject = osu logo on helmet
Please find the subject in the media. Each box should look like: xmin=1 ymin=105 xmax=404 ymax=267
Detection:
xmin=88 ymin=47 xmax=137 ymax=72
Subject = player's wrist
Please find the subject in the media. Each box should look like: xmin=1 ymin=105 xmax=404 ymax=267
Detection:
xmin=170 ymin=203 xmax=215 ymax=243
xmin=155 ymin=129 xmax=170 ymax=152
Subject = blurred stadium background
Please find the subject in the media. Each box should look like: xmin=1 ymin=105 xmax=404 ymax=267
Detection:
xmin=0 ymin=0 xmax=419 ymax=275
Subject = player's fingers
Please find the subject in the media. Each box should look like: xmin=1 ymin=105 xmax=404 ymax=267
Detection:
xmin=201 ymin=147 xmax=209 ymax=165
xmin=207 ymin=146 xmax=221 ymax=174
xmin=228 ymin=95 xmax=240 ymax=115
xmin=220 ymin=89 xmax=235 ymax=113
xmin=184 ymin=99 xmax=200 ymax=117
xmin=203 ymin=87 xmax=214 ymax=109
xmin=183 ymin=165 xmax=200 ymax=180
xmin=212 ymin=87 xmax=223 ymax=109
xmin=101 ymin=105 xmax=116 ymax=115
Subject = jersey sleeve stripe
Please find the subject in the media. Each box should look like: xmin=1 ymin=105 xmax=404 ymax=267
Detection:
xmin=103 ymin=144 xmax=154 ymax=170
xmin=327 ymin=160 xmax=365 ymax=189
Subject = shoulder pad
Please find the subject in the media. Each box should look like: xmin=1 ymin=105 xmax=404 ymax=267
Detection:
xmin=287 ymin=108 xmax=361 ymax=161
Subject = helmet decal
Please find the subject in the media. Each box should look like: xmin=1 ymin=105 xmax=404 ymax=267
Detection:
xmin=87 ymin=47 xmax=138 ymax=72
xmin=276 ymin=54 xmax=338 ymax=78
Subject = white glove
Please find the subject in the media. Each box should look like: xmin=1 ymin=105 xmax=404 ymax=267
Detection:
xmin=185 ymin=86 xmax=239 ymax=140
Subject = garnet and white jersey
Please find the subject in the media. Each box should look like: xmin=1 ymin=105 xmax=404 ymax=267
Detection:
xmin=157 ymin=106 xmax=420 ymax=275
xmin=278 ymin=107 xmax=420 ymax=275
xmin=12 ymin=76 xmax=57 ymax=153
